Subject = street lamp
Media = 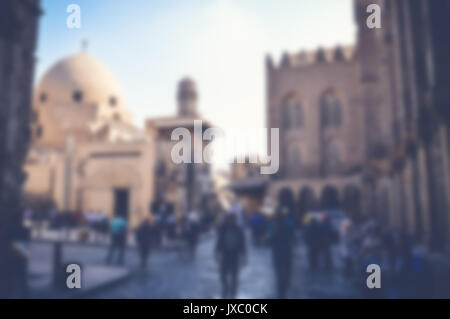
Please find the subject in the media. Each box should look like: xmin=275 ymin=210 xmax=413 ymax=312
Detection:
xmin=53 ymin=136 xmax=75 ymax=289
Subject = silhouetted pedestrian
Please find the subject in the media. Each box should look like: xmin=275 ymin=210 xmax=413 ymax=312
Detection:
xmin=215 ymin=214 xmax=247 ymax=299
xmin=249 ymin=211 xmax=266 ymax=247
xmin=186 ymin=210 xmax=200 ymax=259
xmin=106 ymin=215 xmax=127 ymax=265
xmin=339 ymin=218 xmax=355 ymax=277
xmin=268 ymin=206 xmax=296 ymax=298
xmin=319 ymin=216 xmax=337 ymax=270
xmin=136 ymin=217 xmax=154 ymax=269
xmin=305 ymin=218 xmax=321 ymax=271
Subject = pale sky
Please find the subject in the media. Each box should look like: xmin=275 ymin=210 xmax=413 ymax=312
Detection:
xmin=36 ymin=0 xmax=356 ymax=161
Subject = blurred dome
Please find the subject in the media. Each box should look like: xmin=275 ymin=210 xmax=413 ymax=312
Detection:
xmin=35 ymin=53 xmax=126 ymax=111
xmin=31 ymin=53 xmax=133 ymax=148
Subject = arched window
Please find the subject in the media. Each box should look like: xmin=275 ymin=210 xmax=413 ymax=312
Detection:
xmin=324 ymin=144 xmax=341 ymax=174
xmin=109 ymin=96 xmax=118 ymax=107
xmin=282 ymin=101 xmax=293 ymax=130
xmin=289 ymin=146 xmax=302 ymax=171
xmin=321 ymin=90 xmax=342 ymax=128
xmin=73 ymin=90 xmax=83 ymax=103
xmin=282 ymin=95 xmax=304 ymax=130
xmin=294 ymin=102 xmax=304 ymax=128
xmin=39 ymin=93 xmax=47 ymax=103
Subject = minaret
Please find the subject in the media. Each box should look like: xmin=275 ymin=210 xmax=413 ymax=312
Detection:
xmin=177 ymin=77 xmax=198 ymax=117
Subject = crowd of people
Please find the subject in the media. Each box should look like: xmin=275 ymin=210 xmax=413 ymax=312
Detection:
xmin=104 ymin=203 xmax=216 ymax=268
xmin=24 ymin=207 xmax=109 ymax=240
xmin=22 ymin=198 xmax=440 ymax=299
xmin=337 ymin=218 xmax=433 ymax=298
xmin=214 ymin=202 xmax=436 ymax=299
xmin=213 ymin=202 xmax=298 ymax=298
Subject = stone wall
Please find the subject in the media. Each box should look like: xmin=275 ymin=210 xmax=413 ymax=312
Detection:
xmin=0 ymin=0 xmax=41 ymax=297
xmin=267 ymin=47 xmax=365 ymax=180
xmin=355 ymin=0 xmax=450 ymax=251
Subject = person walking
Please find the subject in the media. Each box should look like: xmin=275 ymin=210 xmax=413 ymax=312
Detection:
xmin=249 ymin=211 xmax=266 ymax=247
xmin=319 ymin=215 xmax=337 ymax=270
xmin=339 ymin=218 xmax=355 ymax=277
xmin=305 ymin=217 xmax=321 ymax=271
xmin=268 ymin=206 xmax=296 ymax=298
xmin=105 ymin=215 xmax=128 ymax=265
xmin=135 ymin=217 xmax=154 ymax=269
xmin=186 ymin=209 xmax=201 ymax=259
xmin=215 ymin=213 xmax=247 ymax=299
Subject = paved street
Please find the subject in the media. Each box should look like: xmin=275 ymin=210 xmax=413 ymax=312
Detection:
xmin=25 ymin=228 xmax=450 ymax=299
xmin=30 ymin=232 xmax=362 ymax=299
xmin=82 ymin=233 xmax=362 ymax=299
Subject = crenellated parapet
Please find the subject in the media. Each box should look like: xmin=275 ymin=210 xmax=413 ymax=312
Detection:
xmin=267 ymin=46 xmax=357 ymax=71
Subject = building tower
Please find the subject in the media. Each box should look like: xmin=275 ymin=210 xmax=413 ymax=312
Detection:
xmin=177 ymin=77 xmax=198 ymax=117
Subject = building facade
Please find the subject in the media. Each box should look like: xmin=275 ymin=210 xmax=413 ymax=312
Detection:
xmin=355 ymin=0 xmax=450 ymax=251
xmin=146 ymin=78 xmax=215 ymax=216
xmin=266 ymin=47 xmax=364 ymax=219
xmin=25 ymin=53 xmax=214 ymax=227
xmin=266 ymin=0 xmax=450 ymax=251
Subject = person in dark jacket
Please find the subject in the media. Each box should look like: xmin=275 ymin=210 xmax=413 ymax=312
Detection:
xmin=182 ymin=210 xmax=201 ymax=259
xmin=249 ymin=211 xmax=266 ymax=247
xmin=215 ymin=213 xmax=247 ymax=299
xmin=319 ymin=216 xmax=337 ymax=270
xmin=135 ymin=218 xmax=154 ymax=269
xmin=268 ymin=206 xmax=296 ymax=298
xmin=305 ymin=218 xmax=321 ymax=271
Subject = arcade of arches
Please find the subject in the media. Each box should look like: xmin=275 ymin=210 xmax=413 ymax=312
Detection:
xmin=275 ymin=184 xmax=362 ymax=221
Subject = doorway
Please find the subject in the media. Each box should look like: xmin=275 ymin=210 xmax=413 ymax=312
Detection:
xmin=114 ymin=188 xmax=130 ymax=220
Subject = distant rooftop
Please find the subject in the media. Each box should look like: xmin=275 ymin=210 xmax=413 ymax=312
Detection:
xmin=267 ymin=46 xmax=357 ymax=70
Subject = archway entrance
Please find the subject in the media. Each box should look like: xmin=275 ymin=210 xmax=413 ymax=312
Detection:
xmin=114 ymin=188 xmax=130 ymax=220
xmin=297 ymin=187 xmax=317 ymax=218
xmin=320 ymin=185 xmax=340 ymax=210
xmin=278 ymin=188 xmax=295 ymax=213
xmin=343 ymin=185 xmax=361 ymax=221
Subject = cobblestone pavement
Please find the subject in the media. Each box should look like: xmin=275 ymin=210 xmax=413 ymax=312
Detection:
xmin=85 ymin=233 xmax=362 ymax=299
xmin=29 ymin=233 xmax=450 ymax=299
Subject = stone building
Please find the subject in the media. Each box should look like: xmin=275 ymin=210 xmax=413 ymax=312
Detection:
xmin=25 ymin=53 xmax=214 ymax=227
xmin=0 ymin=0 xmax=41 ymax=298
xmin=146 ymin=78 xmax=215 ymax=216
xmin=266 ymin=0 xmax=450 ymax=251
xmin=266 ymin=46 xmax=364 ymax=219
xmin=354 ymin=0 xmax=450 ymax=251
